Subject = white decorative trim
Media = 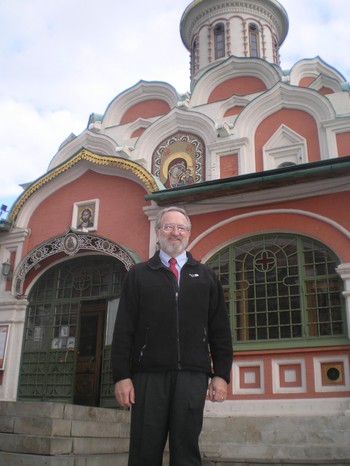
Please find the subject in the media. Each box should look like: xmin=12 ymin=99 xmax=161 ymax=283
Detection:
xmin=194 ymin=207 xmax=350 ymax=256
xmin=190 ymin=56 xmax=281 ymax=107
xmin=289 ymin=57 xmax=346 ymax=88
xmin=72 ymin=198 xmax=99 ymax=232
xmin=204 ymin=397 xmax=350 ymax=417
xmin=102 ymin=81 xmax=179 ymax=129
xmin=336 ymin=263 xmax=350 ymax=339
xmin=233 ymin=359 xmax=265 ymax=394
xmin=271 ymin=358 xmax=306 ymax=394
xmin=263 ymin=124 xmax=307 ymax=169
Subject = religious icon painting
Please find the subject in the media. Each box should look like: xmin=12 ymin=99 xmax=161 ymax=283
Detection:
xmin=152 ymin=132 xmax=205 ymax=188
xmin=72 ymin=199 xmax=99 ymax=232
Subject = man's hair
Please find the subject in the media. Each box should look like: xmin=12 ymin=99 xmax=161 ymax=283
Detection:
xmin=155 ymin=206 xmax=191 ymax=230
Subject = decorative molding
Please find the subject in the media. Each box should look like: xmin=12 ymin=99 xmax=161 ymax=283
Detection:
xmin=313 ymin=355 xmax=350 ymax=393
xmin=233 ymin=359 xmax=265 ymax=394
xmin=190 ymin=56 xmax=281 ymax=107
xmin=289 ymin=57 xmax=347 ymax=87
xmin=13 ymin=229 xmax=136 ymax=297
xmin=103 ymin=80 xmax=179 ymax=129
xmin=263 ymin=124 xmax=308 ymax=169
xmin=9 ymin=149 xmax=158 ymax=222
xmin=181 ymin=1 xmax=288 ymax=49
xmin=272 ymin=358 xmax=307 ymax=394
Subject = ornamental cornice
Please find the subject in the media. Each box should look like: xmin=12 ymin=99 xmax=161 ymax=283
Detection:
xmin=9 ymin=149 xmax=158 ymax=222
xmin=181 ymin=0 xmax=288 ymax=48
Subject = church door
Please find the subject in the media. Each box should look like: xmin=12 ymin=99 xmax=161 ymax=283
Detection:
xmin=18 ymin=256 xmax=126 ymax=405
xmin=74 ymin=301 xmax=105 ymax=406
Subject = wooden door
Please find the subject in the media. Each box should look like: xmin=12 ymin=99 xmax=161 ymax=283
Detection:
xmin=74 ymin=302 xmax=106 ymax=406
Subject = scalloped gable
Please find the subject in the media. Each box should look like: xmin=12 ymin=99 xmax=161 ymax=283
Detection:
xmin=289 ymin=57 xmax=347 ymax=88
xmin=9 ymin=149 xmax=159 ymax=223
xmin=208 ymin=76 xmax=267 ymax=103
xmin=190 ymin=56 xmax=282 ymax=106
xmin=120 ymin=99 xmax=171 ymax=124
xmin=134 ymin=107 xmax=217 ymax=162
xmin=224 ymin=105 xmax=245 ymax=117
xmin=48 ymin=129 xmax=119 ymax=171
xmin=102 ymin=81 xmax=179 ymax=128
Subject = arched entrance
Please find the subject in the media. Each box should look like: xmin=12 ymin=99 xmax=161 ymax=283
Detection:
xmin=18 ymin=255 xmax=127 ymax=407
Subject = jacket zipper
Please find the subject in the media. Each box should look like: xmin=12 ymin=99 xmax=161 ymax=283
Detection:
xmin=138 ymin=326 xmax=149 ymax=363
xmin=175 ymin=289 xmax=181 ymax=369
xmin=167 ymin=266 xmax=182 ymax=370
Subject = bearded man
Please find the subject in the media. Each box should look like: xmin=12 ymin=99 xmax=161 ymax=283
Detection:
xmin=111 ymin=206 xmax=233 ymax=466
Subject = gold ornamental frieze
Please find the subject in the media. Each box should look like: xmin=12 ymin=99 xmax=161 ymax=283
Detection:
xmin=9 ymin=149 xmax=158 ymax=222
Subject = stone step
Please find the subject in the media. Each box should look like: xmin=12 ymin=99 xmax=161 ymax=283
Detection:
xmin=218 ymin=461 xmax=350 ymax=465
xmin=1 ymin=401 xmax=349 ymax=465
xmin=202 ymin=414 xmax=350 ymax=439
xmin=0 ymin=413 xmax=129 ymax=438
xmin=201 ymin=443 xmax=350 ymax=464
xmin=0 ymin=432 xmax=129 ymax=456
xmin=0 ymin=451 xmax=129 ymax=466
xmin=1 ymin=453 xmax=349 ymax=466
xmin=0 ymin=400 xmax=128 ymax=423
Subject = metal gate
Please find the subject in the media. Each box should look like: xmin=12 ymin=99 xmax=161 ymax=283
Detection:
xmin=18 ymin=255 xmax=126 ymax=406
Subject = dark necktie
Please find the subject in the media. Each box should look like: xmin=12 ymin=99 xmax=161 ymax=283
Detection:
xmin=169 ymin=257 xmax=179 ymax=282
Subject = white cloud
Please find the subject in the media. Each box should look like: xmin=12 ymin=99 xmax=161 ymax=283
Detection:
xmin=0 ymin=99 xmax=83 ymax=198
xmin=281 ymin=0 xmax=350 ymax=78
xmin=1 ymin=0 xmax=350 ymax=210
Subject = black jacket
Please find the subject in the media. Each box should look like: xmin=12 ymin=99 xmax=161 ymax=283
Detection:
xmin=111 ymin=251 xmax=233 ymax=383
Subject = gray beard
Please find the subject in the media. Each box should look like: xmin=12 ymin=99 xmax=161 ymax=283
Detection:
xmin=158 ymin=236 xmax=189 ymax=256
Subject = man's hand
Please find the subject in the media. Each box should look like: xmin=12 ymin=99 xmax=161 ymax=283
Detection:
xmin=114 ymin=378 xmax=135 ymax=408
xmin=208 ymin=376 xmax=228 ymax=402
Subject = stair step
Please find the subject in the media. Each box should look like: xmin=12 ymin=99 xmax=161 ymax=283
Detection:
xmin=0 ymin=432 xmax=129 ymax=456
xmin=0 ymin=400 xmax=128 ymax=423
xmin=202 ymin=459 xmax=350 ymax=465
xmin=0 ymin=451 xmax=129 ymax=466
xmin=1 ymin=401 xmax=349 ymax=465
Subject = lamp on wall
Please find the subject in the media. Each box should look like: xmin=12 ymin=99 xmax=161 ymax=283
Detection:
xmin=0 ymin=204 xmax=7 ymax=219
xmin=2 ymin=261 xmax=11 ymax=279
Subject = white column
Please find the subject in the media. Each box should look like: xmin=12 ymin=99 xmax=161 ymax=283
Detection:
xmin=336 ymin=263 xmax=350 ymax=339
xmin=0 ymin=298 xmax=28 ymax=400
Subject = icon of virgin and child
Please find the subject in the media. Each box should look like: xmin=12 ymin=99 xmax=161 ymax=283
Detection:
xmin=163 ymin=156 xmax=195 ymax=188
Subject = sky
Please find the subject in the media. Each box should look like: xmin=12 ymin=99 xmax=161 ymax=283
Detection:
xmin=1 ymin=0 xmax=350 ymax=217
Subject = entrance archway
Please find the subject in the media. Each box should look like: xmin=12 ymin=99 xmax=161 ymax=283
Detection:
xmin=18 ymin=255 xmax=127 ymax=407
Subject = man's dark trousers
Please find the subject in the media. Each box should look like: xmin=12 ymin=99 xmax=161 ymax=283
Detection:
xmin=127 ymin=371 xmax=208 ymax=466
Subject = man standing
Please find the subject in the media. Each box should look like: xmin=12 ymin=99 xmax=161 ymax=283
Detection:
xmin=111 ymin=206 xmax=233 ymax=466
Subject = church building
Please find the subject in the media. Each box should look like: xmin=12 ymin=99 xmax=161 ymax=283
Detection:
xmin=0 ymin=0 xmax=350 ymax=423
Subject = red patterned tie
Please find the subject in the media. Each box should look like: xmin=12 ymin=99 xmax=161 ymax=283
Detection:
xmin=169 ymin=257 xmax=179 ymax=282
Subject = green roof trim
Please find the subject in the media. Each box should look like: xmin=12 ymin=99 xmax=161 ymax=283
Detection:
xmin=0 ymin=219 xmax=12 ymax=233
xmin=145 ymin=155 xmax=350 ymax=204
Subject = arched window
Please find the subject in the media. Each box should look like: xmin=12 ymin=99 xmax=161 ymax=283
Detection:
xmin=273 ymin=37 xmax=279 ymax=64
xmin=249 ymin=23 xmax=259 ymax=57
xmin=191 ymin=38 xmax=197 ymax=78
xmin=214 ymin=23 xmax=225 ymax=59
xmin=207 ymin=235 xmax=346 ymax=347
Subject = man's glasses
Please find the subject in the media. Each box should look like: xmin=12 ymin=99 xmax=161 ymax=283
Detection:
xmin=161 ymin=224 xmax=190 ymax=233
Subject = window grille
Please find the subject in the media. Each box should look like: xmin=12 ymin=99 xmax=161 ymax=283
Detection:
xmin=249 ymin=23 xmax=259 ymax=57
xmin=208 ymin=235 xmax=346 ymax=346
xmin=214 ymin=23 xmax=225 ymax=59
